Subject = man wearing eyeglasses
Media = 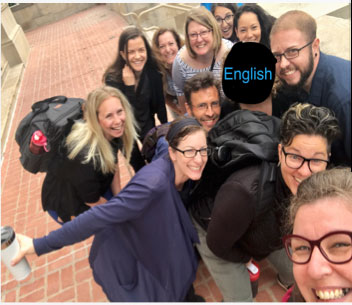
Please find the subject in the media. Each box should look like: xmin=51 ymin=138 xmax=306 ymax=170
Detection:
xmin=270 ymin=10 xmax=351 ymax=167
xmin=150 ymin=71 xmax=234 ymax=161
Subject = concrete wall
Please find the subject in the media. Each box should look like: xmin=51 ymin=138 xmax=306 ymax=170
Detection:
xmin=1 ymin=3 xmax=30 ymax=68
xmin=11 ymin=3 xmax=96 ymax=32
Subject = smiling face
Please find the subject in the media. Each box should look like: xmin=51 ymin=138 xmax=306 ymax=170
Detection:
xmin=235 ymin=12 xmax=261 ymax=43
xmin=292 ymin=198 xmax=352 ymax=302
xmin=98 ymin=96 xmax=126 ymax=141
xmin=121 ymin=36 xmax=147 ymax=72
xmin=270 ymin=29 xmax=318 ymax=90
xmin=214 ymin=6 xmax=234 ymax=40
xmin=278 ymin=134 xmax=329 ymax=195
xmin=187 ymin=21 xmax=214 ymax=57
xmin=169 ymin=129 xmax=208 ymax=186
xmin=158 ymin=31 xmax=179 ymax=66
xmin=185 ymin=86 xmax=220 ymax=132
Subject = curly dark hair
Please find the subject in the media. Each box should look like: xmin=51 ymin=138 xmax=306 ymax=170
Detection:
xmin=280 ymin=103 xmax=341 ymax=153
xmin=234 ymin=4 xmax=275 ymax=49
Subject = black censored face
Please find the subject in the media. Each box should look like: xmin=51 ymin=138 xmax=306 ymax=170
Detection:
xmin=222 ymin=42 xmax=276 ymax=104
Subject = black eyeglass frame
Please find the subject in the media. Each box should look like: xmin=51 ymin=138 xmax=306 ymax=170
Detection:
xmin=281 ymin=147 xmax=329 ymax=173
xmin=171 ymin=146 xmax=211 ymax=158
xmin=273 ymin=40 xmax=315 ymax=62
xmin=215 ymin=14 xmax=234 ymax=24
xmin=283 ymin=230 xmax=352 ymax=265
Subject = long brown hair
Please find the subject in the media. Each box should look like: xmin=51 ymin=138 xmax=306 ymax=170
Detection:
xmin=103 ymin=27 xmax=159 ymax=84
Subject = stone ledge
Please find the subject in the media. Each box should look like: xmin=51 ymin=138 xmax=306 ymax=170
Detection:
xmin=1 ymin=63 xmax=25 ymax=158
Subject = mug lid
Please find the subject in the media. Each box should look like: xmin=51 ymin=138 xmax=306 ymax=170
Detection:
xmin=1 ymin=226 xmax=15 ymax=250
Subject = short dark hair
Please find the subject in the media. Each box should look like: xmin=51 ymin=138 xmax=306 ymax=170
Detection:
xmin=183 ymin=71 xmax=221 ymax=106
xmin=234 ymin=4 xmax=275 ymax=49
xmin=280 ymin=103 xmax=341 ymax=153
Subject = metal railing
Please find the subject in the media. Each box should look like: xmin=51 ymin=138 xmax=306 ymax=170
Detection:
xmin=117 ymin=3 xmax=198 ymax=32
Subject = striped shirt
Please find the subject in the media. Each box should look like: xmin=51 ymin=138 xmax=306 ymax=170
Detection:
xmin=172 ymin=39 xmax=233 ymax=97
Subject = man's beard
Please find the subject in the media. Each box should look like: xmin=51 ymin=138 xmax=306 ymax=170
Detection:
xmin=280 ymin=49 xmax=314 ymax=93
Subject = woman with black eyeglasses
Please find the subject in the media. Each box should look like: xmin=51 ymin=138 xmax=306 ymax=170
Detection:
xmin=202 ymin=103 xmax=340 ymax=301
xmin=282 ymin=167 xmax=352 ymax=302
xmin=11 ymin=117 xmax=209 ymax=301
xmin=211 ymin=3 xmax=238 ymax=43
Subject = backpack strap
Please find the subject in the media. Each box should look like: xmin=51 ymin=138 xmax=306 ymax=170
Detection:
xmin=31 ymin=96 xmax=67 ymax=113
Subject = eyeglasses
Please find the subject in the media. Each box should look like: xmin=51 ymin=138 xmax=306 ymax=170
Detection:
xmin=273 ymin=40 xmax=314 ymax=63
xmin=215 ymin=14 xmax=234 ymax=25
xmin=283 ymin=231 xmax=352 ymax=264
xmin=281 ymin=147 xmax=329 ymax=173
xmin=193 ymin=101 xmax=220 ymax=112
xmin=171 ymin=146 xmax=211 ymax=158
xmin=188 ymin=29 xmax=212 ymax=41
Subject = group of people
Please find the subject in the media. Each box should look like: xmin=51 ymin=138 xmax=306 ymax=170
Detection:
xmin=12 ymin=4 xmax=351 ymax=303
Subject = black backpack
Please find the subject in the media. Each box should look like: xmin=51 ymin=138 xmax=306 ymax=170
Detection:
xmin=190 ymin=109 xmax=281 ymax=230
xmin=15 ymin=96 xmax=84 ymax=174
xmin=141 ymin=122 xmax=170 ymax=163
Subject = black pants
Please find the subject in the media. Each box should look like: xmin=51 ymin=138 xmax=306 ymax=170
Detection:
xmin=129 ymin=140 xmax=146 ymax=173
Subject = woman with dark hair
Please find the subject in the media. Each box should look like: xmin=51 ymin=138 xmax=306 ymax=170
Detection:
xmin=192 ymin=103 xmax=341 ymax=301
xmin=152 ymin=28 xmax=184 ymax=116
xmin=12 ymin=117 xmax=209 ymax=301
xmin=103 ymin=27 xmax=167 ymax=172
xmin=234 ymin=3 xmax=275 ymax=49
xmin=211 ymin=3 xmax=238 ymax=42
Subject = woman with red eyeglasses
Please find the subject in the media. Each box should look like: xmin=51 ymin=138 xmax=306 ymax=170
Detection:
xmin=283 ymin=167 xmax=352 ymax=302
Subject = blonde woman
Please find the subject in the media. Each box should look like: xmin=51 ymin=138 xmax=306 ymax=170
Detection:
xmin=42 ymin=86 xmax=138 ymax=224
xmin=172 ymin=6 xmax=233 ymax=113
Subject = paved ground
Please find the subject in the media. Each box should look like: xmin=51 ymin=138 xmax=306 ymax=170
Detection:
xmin=1 ymin=5 xmax=287 ymax=302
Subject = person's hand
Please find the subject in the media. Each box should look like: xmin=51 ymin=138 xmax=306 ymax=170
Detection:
xmin=11 ymin=234 xmax=35 ymax=266
xmin=245 ymin=258 xmax=253 ymax=267
xmin=122 ymin=65 xmax=135 ymax=86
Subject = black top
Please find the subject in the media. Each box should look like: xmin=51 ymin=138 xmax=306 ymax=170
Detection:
xmin=206 ymin=164 xmax=291 ymax=263
xmin=105 ymin=67 xmax=167 ymax=140
xmin=41 ymin=138 xmax=122 ymax=222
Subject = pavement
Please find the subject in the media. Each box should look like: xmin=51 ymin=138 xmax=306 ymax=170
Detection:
xmin=3 ymin=3 xmax=347 ymax=302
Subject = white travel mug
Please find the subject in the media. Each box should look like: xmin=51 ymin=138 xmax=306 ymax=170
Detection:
xmin=1 ymin=226 xmax=31 ymax=281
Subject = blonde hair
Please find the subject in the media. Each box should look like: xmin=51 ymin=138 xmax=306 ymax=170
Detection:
xmin=270 ymin=10 xmax=317 ymax=43
xmin=185 ymin=6 xmax=223 ymax=59
xmin=66 ymin=86 xmax=138 ymax=174
xmin=287 ymin=167 xmax=352 ymax=233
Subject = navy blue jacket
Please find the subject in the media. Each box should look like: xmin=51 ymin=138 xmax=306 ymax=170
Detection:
xmin=309 ymin=52 xmax=351 ymax=166
xmin=33 ymin=155 xmax=199 ymax=301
